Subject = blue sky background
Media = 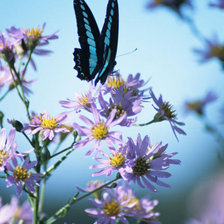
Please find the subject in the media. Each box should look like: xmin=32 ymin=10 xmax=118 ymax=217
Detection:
xmin=0 ymin=0 xmax=224 ymax=223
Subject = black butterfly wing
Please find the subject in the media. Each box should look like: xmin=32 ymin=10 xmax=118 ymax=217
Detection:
xmin=94 ymin=0 xmax=119 ymax=85
xmin=73 ymin=0 xmax=102 ymax=81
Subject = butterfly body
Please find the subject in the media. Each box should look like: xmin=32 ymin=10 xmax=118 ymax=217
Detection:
xmin=73 ymin=0 xmax=119 ymax=85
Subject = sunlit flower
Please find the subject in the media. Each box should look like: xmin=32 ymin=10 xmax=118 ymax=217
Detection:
xmin=60 ymin=82 xmax=96 ymax=113
xmin=99 ymin=87 xmax=143 ymax=127
xmin=149 ymin=88 xmax=186 ymax=141
xmin=85 ymin=183 xmax=136 ymax=224
xmin=73 ymin=104 xmax=126 ymax=156
xmin=209 ymin=0 xmax=224 ymax=9
xmin=194 ymin=35 xmax=224 ymax=67
xmin=184 ymin=91 xmax=217 ymax=116
xmin=146 ymin=0 xmax=192 ymax=17
xmin=25 ymin=111 xmax=69 ymax=141
xmin=6 ymin=157 xmax=42 ymax=196
xmin=104 ymin=73 xmax=147 ymax=98
xmin=90 ymin=143 xmax=131 ymax=179
xmin=124 ymin=134 xmax=180 ymax=192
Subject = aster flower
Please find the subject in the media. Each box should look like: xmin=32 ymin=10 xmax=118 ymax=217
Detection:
xmin=146 ymin=0 xmax=192 ymax=17
xmin=0 ymin=65 xmax=11 ymax=88
xmin=0 ymin=198 xmax=15 ymax=224
xmin=85 ymin=183 xmax=136 ymax=224
xmin=0 ymin=32 xmax=15 ymax=64
xmin=209 ymin=0 xmax=224 ymax=9
xmin=104 ymin=73 xmax=147 ymax=99
xmin=149 ymin=88 xmax=186 ymax=141
xmin=0 ymin=128 xmax=29 ymax=172
xmin=124 ymin=134 xmax=180 ymax=192
xmin=6 ymin=157 xmax=42 ymax=196
xmin=25 ymin=111 xmax=69 ymax=141
xmin=194 ymin=35 xmax=224 ymax=67
xmin=7 ymin=196 xmax=33 ymax=224
xmin=184 ymin=91 xmax=217 ymax=116
xmin=98 ymin=87 xmax=143 ymax=127
xmin=60 ymin=82 xmax=96 ymax=113
xmin=73 ymin=104 xmax=126 ymax=156
xmin=90 ymin=143 xmax=131 ymax=179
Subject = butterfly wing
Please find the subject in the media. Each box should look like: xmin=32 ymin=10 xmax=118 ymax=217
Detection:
xmin=94 ymin=0 xmax=119 ymax=85
xmin=73 ymin=0 xmax=102 ymax=81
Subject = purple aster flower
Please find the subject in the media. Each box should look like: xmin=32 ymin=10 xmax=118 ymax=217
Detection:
xmin=0 ymin=128 xmax=30 ymax=172
xmin=90 ymin=143 xmax=132 ymax=179
xmin=60 ymin=82 xmax=96 ymax=113
xmin=194 ymin=35 xmax=224 ymax=65
xmin=7 ymin=196 xmax=33 ymax=224
xmin=209 ymin=0 xmax=224 ymax=9
xmin=104 ymin=73 xmax=147 ymax=99
xmin=149 ymin=88 xmax=186 ymax=141
xmin=146 ymin=0 xmax=192 ymax=17
xmin=0 ymin=65 xmax=11 ymax=88
xmin=0 ymin=197 xmax=15 ymax=224
xmin=73 ymin=104 xmax=126 ymax=156
xmin=124 ymin=134 xmax=180 ymax=192
xmin=0 ymin=32 xmax=15 ymax=64
xmin=85 ymin=183 xmax=136 ymax=224
xmin=98 ymin=87 xmax=143 ymax=127
xmin=6 ymin=157 xmax=42 ymax=196
xmin=25 ymin=111 xmax=69 ymax=141
xmin=184 ymin=91 xmax=218 ymax=116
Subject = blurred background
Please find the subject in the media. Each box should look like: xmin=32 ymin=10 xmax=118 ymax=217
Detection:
xmin=0 ymin=0 xmax=224 ymax=223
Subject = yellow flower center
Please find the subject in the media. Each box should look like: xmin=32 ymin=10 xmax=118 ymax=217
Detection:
xmin=25 ymin=27 xmax=43 ymax=40
xmin=160 ymin=102 xmax=176 ymax=119
xmin=60 ymin=124 xmax=73 ymax=132
xmin=13 ymin=207 xmax=21 ymax=219
xmin=126 ymin=195 xmax=141 ymax=210
xmin=106 ymin=104 xmax=125 ymax=119
xmin=210 ymin=45 xmax=224 ymax=58
xmin=107 ymin=77 xmax=125 ymax=89
xmin=92 ymin=121 xmax=108 ymax=140
xmin=110 ymin=154 xmax=125 ymax=168
xmin=41 ymin=116 xmax=58 ymax=129
xmin=103 ymin=200 xmax=120 ymax=216
xmin=80 ymin=95 xmax=91 ymax=109
xmin=133 ymin=157 xmax=150 ymax=176
xmin=0 ymin=43 xmax=3 ymax=48
xmin=0 ymin=150 xmax=9 ymax=166
xmin=13 ymin=166 xmax=31 ymax=181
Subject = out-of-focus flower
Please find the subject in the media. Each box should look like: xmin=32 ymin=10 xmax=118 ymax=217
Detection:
xmin=6 ymin=157 xmax=42 ymax=196
xmin=73 ymin=104 xmax=126 ymax=156
xmin=90 ymin=143 xmax=131 ymax=179
xmin=124 ymin=134 xmax=180 ymax=192
xmin=184 ymin=91 xmax=217 ymax=116
xmin=60 ymin=82 xmax=96 ymax=113
xmin=85 ymin=182 xmax=136 ymax=224
xmin=0 ymin=197 xmax=14 ymax=224
xmin=98 ymin=87 xmax=143 ymax=127
xmin=146 ymin=0 xmax=192 ymax=17
xmin=0 ymin=65 xmax=11 ymax=88
xmin=149 ymin=88 xmax=186 ymax=141
xmin=194 ymin=35 xmax=224 ymax=67
xmin=7 ymin=196 xmax=33 ymax=224
xmin=0 ymin=32 xmax=15 ymax=65
xmin=25 ymin=111 xmax=69 ymax=141
xmin=209 ymin=0 xmax=224 ymax=9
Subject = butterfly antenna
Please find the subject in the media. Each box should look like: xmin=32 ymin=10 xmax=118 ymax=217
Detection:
xmin=117 ymin=48 xmax=137 ymax=58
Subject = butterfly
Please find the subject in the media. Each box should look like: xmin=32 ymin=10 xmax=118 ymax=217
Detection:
xmin=73 ymin=0 xmax=119 ymax=85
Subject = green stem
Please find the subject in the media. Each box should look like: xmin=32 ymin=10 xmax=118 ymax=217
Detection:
xmin=22 ymin=49 xmax=33 ymax=80
xmin=50 ymin=145 xmax=73 ymax=159
xmin=134 ymin=119 xmax=155 ymax=126
xmin=22 ymin=132 xmax=35 ymax=147
xmin=39 ymin=178 xmax=46 ymax=213
xmin=0 ymin=174 xmax=6 ymax=178
xmin=0 ymin=89 xmax=10 ymax=102
xmin=45 ymin=174 xmax=121 ymax=224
